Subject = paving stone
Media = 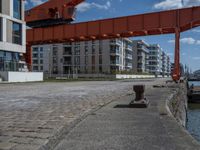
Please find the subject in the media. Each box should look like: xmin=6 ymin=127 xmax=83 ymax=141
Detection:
xmin=0 ymin=79 xmax=158 ymax=150
xmin=11 ymin=144 xmax=41 ymax=150
xmin=0 ymin=142 xmax=16 ymax=150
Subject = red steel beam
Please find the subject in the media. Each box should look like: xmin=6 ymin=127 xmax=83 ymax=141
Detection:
xmin=26 ymin=6 xmax=200 ymax=81
xmin=25 ymin=0 xmax=84 ymax=23
xmin=27 ymin=6 xmax=200 ymax=44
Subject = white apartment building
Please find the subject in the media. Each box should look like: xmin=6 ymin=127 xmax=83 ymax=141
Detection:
xmin=132 ymin=40 xmax=149 ymax=73
xmin=161 ymin=51 xmax=168 ymax=76
xmin=0 ymin=0 xmax=26 ymax=71
xmin=148 ymin=44 xmax=163 ymax=76
xmin=166 ymin=55 xmax=171 ymax=76
xmin=31 ymin=38 xmax=133 ymax=76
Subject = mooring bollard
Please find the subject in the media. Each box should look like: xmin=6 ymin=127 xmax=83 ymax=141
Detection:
xmin=134 ymin=85 xmax=145 ymax=101
xmin=130 ymin=85 xmax=149 ymax=108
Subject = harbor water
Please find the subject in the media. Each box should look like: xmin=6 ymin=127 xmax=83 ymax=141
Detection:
xmin=187 ymin=81 xmax=200 ymax=142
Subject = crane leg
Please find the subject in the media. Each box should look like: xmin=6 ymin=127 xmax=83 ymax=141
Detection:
xmin=25 ymin=44 xmax=32 ymax=71
xmin=172 ymin=28 xmax=181 ymax=82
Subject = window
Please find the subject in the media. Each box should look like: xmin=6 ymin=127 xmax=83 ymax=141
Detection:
xmin=13 ymin=0 xmax=22 ymax=19
xmin=33 ymin=60 xmax=38 ymax=64
xmin=33 ymin=54 xmax=38 ymax=58
xmin=33 ymin=47 xmax=38 ymax=52
xmin=40 ymin=53 xmax=43 ymax=58
xmin=53 ymin=47 xmax=58 ymax=55
xmin=99 ymin=55 xmax=102 ymax=65
xmin=0 ymin=0 xmax=2 ymax=13
xmin=40 ymin=47 xmax=43 ymax=52
xmin=33 ymin=66 xmax=38 ymax=71
xmin=12 ymin=22 xmax=22 ymax=45
xmin=0 ymin=17 xmax=2 ymax=41
xmin=40 ymin=60 xmax=43 ymax=64
xmin=40 ymin=66 xmax=43 ymax=70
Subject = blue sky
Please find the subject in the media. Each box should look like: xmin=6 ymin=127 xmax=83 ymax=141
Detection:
xmin=26 ymin=0 xmax=200 ymax=71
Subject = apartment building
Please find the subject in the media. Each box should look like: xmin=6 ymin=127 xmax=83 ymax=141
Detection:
xmin=31 ymin=38 xmax=133 ymax=76
xmin=132 ymin=40 xmax=149 ymax=73
xmin=148 ymin=44 xmax=163 ymax=76
xmin=166 ymin=55 xmax=171 ymax=76
xmin=161 ymin=51 xmax=168 ymax=76
xmin=0 ymin=0 xmax=26 ymax=71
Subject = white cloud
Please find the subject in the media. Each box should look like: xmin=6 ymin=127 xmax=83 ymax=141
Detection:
xmin=154 ymin=0 xmax=182 ymax=10
xmin=76 ymin=1 xmax=111 ymax=12
xmin=181 ymin=37 xmax=196 ymax=44
xmin=29 ymin=0 xmax=47 ymax=6
xmin=197 ymin=40 xmax=200 ymax=44
xmin=168 ymin=37 xmax=198 ymax=45
xmin=192 ymin=57 xmax=200 ymax=60
xmin=154 ymin=0 xmax=200 ymax=10
xmin=167 ymin=52 xmax=174 ymax=56
xmin=192 ymin=29 xmax=200 ymax=33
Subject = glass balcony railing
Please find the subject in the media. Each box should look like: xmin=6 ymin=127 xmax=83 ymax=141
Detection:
xmin=110 ymin=40 xmax=122 ymax=45
xmin=63 ymin=52 xmax=72 ymax=55
xmin=126 ymin=63 xmax=132 ymax=67
xmin=110 ymin=49 xmax=120 ymax=54
xmin=126 ymin=54 xmax=132 ymax=59
xmin=63 ymin=61 xmax=72 ymax=65
xmin=110 ymin=61 xmax=120 ymax=65
xmin=125 ymin=45 xmax=133 ymax=50
xmin=138 ymin=45 xmax=149 ymax=53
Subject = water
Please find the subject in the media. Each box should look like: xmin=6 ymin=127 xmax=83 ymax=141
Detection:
xmin=187 ymin=81 xmax=200 ymax=142
xmin=187 ymin=103 xmax=200 ymax=142
xmin=188 ymin=81 xmax=200 ymax=87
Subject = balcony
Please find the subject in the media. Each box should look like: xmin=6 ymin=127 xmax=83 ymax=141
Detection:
xmin=110 ymin=49 xmax=120 ymax=55
xmin=126 ymin=54 xmax=132 ymax=59
xmin=63 ymin=61 xmax=72 ymax=66
xmin=126 ymin=63 xmax=132 ymax=67
xmin=125 ymin=45 xmax=132 ymax=51
xmin=138 ymin=45 xmax=149 ymax=53
xmin=110 ymin=40 xmax=122 ymax=45
xmin=63 ymin=52 xmax=72 ymax=56
xmin=110 ymin=61 xmax=120 ymax=65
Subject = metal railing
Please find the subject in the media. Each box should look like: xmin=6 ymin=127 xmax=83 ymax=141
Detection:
xmin=0 ymin=61 xmax=28 ymax=72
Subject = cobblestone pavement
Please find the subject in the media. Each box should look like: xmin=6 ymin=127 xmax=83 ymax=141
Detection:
xmin=0 ymin=79 xmax=157 ymax=150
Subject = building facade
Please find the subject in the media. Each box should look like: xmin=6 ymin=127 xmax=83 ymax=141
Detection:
xmin=148 ymin=44 xmax=163 ymax=76
xmin=161 ymin=51 xmax=168 ymax=76
xmin=0 ymin=0 xmax=26 ymax=71
xmin=132 ymin=40 xmax=149 ymax=73
xmin=31 ymin=38 xmax=133 ymax=76
xmin=166 ymin=55 xmax=171 ymax=76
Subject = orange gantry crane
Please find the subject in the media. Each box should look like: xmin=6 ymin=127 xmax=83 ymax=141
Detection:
xmin=25 ymin=0 xmax=200 ymax=81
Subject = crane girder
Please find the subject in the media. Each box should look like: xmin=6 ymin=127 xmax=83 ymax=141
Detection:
xmin=25 ymin=1 xmax=200 ymax=81
xmin=25 ymin=0 xmax=84 ymax=27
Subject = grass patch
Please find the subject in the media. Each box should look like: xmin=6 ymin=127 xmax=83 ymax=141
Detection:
xmin=44 ymin=77 xmax=120 ymax=82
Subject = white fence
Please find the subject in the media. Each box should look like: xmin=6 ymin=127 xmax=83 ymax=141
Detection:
xmin=0 ymin=71 xmax=43 ymax=82
xmin=47 ymin=73 xmax=156 ymax=79
xmin=115 ymin=74 xmax=155 ymax=79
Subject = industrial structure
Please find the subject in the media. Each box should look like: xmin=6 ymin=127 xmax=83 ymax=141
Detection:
xmin=25 ymin=0 xmax=200 ymax=81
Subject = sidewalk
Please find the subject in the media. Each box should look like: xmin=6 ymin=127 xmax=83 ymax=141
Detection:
xmin=55 ymin=85 xmax=200 ymax=150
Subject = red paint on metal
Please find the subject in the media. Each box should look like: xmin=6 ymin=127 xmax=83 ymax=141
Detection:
xmin=25 ymin=0 xmax=84 ymax=23
xmin=26 ymin=1 xmax=200 ymax=81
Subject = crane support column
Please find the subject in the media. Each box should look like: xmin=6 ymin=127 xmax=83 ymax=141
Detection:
xmin=172 ymin=28 xmax=181 ymax=81
xmin=25 ymin=44 xmax=32 ymax=71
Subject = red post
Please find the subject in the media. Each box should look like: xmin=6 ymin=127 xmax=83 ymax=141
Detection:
xmin=172 ymin=28 xmax=181 ymax=81
xmin=25 ymin=44 xmax=32 ymax=71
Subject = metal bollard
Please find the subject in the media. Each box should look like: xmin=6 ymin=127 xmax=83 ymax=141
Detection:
xmin=134 ymin=85 xmax=145 ymax=101
xmin=130 ymin=85 xmax=149 ymax=108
